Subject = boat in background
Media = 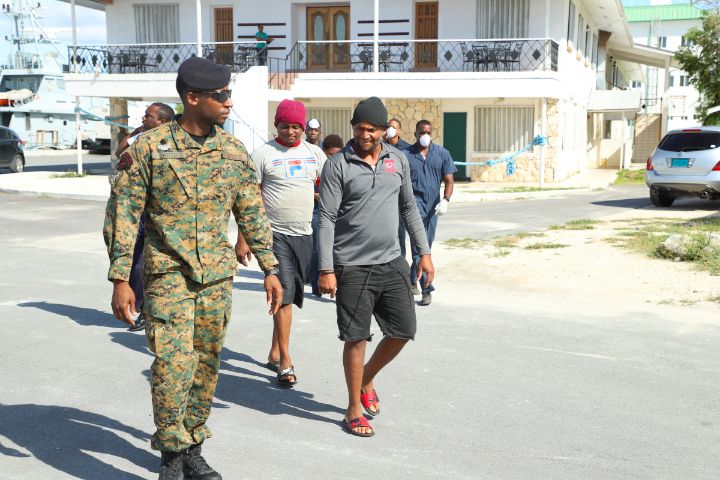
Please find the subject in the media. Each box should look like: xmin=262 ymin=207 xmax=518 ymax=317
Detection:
xmin=0 ymin=0 xmax=109 ymax=149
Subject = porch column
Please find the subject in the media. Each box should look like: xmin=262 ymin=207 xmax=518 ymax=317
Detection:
xmin=540 ymin=97 xmax=547 ymax=188
xmin=620 ymin=111 xmax=627 ymax=169
xmin=110 ymin=99 xmax=129 ymax=170
xmin=71 ymin=0 xmax=82 ymax=174
xmin=373 ymin=0 xmax=379 ymax=73
xmin=196 ymin=0 xmax=202 ymax=56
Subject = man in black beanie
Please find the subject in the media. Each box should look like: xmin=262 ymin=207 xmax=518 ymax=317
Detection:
xmin=318 ymin=96 xmax=434 ymax=437
xmin=104 ymin=56 xmax=282 ymax=479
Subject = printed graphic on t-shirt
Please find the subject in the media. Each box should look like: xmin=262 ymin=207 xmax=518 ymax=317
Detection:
xmin=383 ymin=159 xmax=397 ymax=174
xmin=268 ymin=156 xmax=317 ymax=180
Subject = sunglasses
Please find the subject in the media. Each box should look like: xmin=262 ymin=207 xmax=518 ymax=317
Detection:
xmin=193 ymin=90 xmax=232 ymax=103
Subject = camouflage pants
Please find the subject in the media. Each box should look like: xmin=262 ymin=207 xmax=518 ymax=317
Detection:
xmin=143 ymin=271 xmax=232 ymax=452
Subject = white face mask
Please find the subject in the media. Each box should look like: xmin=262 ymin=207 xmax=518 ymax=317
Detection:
xmin=385 ymin=126 xmax=397 ymax=139
xmin=419 ymin=133 xmax=432 ymax=148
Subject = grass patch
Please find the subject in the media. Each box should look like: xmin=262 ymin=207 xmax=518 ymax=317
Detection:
xmin=444 ymin=238 xmax=482 ymax=249
xmin=613 ymin=217 xmax=720 ymax=275
xmin=492 ymin=231 xmax=545 ymax=248
xmin=493 ymin=249 xmax=511 ymax=257
xmin=706 ymin=295 xmax=720 ymax=303
xmin=614 ymin=169 xmax=646 ymax=185
xmin=51 ymin=170 xmax=86 ymax=178
xmin=524 ymin=242 xmax=569 ymax=250
xmin=549 ymin=219 xmax=599 ymax=230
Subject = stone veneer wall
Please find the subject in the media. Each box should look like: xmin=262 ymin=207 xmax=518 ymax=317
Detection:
xmin=468 ymin=99 xmax=561 ymax=183
xmin=383 ymin=99 xmax=442 ymax=143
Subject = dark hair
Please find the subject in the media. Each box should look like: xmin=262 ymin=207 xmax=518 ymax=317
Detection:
xmin=415 ymin=119 xmax=432 ymax=132
xmin=389 ymin=118 xmax=402 ymax=128
xmin=322 ymin=134 xmax=344 ymax=151
xmin=150 ymin=103 xmax=175 ymax=122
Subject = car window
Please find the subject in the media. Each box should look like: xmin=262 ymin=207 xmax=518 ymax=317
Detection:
xmin=658 ymin=131 xmax=720 ymax=152
xmin=0 ymin=130 xmax=9 ymax=140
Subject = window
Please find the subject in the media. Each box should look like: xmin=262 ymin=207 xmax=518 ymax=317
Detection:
xmin=680 ymin=75 xmax=689 ymax=87
xmin=134 ymin=4 xmax=180 ymax=43
xmin=592 ymin=33 xmax=598 ymax=67
xmin=305 ymin=107 xmax=353 ymax=142
xmin=567 ymin=1 xmax=576 ymax=46
xmin=631 ymin=81 xmax=642 ymax=89
xmin=669 ymin=75 xmax=674 ymax=87
xmin=578 ymin=14 xmax=585 ymax=53
xmin=474 ymin=106 xmax=534 ymax=153
xmin=476 ymin=0 xmax=529 ymax=38
xmin=657 ymin=36 xmax=667 ymax=48
xmin=681 ymin=36 xmax=692 ymax=47
xmin=658 ymin=131 xmax=720 ymax=152
xmin=585 ymin=25 xmax=591 ymax=59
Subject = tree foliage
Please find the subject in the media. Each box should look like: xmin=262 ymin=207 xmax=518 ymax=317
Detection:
xmin=675 ymin=11 xmax=720 ymax=121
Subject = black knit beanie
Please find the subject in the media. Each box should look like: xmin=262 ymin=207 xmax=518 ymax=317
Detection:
xmin=351 ymin=97 xmax=388 ymax=128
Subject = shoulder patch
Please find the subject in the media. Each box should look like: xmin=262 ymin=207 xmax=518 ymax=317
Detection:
xmin=117 ymin=151 xmax=133 ymax=170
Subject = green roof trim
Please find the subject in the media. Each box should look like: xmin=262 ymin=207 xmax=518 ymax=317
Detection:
xmin=625 ymin=5 xmax=704 ymax=22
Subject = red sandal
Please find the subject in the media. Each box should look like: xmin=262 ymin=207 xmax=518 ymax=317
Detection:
xmin=343 ymin=416 xmax=375 ymax=437
xmin=360 ymin=389 xmax=380 ymax=416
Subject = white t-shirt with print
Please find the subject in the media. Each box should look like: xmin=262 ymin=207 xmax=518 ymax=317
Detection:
xmin=252 ymin=139 xmax=326 ymax=236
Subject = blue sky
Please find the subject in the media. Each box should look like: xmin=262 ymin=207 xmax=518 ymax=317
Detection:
xmin=0 ymin=0 xmax=106 ymax=60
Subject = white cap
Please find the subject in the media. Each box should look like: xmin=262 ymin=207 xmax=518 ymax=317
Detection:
xmin=307 ymin=118 xmax=320 ymax=129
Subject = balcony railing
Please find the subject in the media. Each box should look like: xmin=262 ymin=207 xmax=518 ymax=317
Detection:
xmin=268 ymin=38 xmax=558 ymax=86
xmin=67 ymin=41 xmax=266 ymax=74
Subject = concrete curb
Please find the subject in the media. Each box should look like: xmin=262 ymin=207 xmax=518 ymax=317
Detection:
xmin=0 ymin=187 xmax=109 ymax=202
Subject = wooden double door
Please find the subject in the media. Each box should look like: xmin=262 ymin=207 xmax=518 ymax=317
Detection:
xmin=307 ymin=6 xmax=350 ymax=70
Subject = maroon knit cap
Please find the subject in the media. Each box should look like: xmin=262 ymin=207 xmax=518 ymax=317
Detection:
xmin=274 ymin=99 xmax=306 ymax=130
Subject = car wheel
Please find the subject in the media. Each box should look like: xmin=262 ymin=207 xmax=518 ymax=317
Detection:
xmin=650 ymin=188 xmax=675 ymax=207
xmin=9 ymin=154 xmax=23 ymax=173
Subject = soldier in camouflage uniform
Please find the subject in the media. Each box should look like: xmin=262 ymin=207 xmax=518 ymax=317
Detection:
xmin=104 ymin=57 xmax=282 ymax=480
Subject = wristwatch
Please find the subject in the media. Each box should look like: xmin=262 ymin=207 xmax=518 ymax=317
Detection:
xmin=443 ymin=196 xmax=450 ymax=202
xmin=264 ymin=266 xmax=280 ymax=277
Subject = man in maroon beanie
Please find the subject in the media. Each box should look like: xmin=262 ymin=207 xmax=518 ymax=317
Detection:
xmin=236 ymin=99 xmax=327 ymax=387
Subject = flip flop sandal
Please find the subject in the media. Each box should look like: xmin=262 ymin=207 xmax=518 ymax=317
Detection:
xmin=343 ymin=416 xmax=375 ymax=437
xmin=265 ymin=361 xmax=280 ymax=373
xmin=277 ymin=366 xmax=297 ymax=388
xmin=360 ymin=389 xmax=380 ymax=417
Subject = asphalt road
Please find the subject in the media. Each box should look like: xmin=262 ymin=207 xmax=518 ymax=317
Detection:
xmin=437 ymin=184 xmax=720 ymax=241
xmin=1 ymin=191 xmax=719 ymax=479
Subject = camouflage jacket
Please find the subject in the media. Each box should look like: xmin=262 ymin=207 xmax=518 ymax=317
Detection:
xmin=103 ymin=119 xmax=277 ymax=284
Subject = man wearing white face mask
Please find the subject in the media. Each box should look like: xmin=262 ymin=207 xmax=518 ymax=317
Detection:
xmin=400 ymin=119 xmax=457 ymax=306
xmin=384 ymin=118 xmax=412 ymax=151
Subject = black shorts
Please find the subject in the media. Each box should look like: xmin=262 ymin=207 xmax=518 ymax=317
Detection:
xmin=334 ymin=256 xmax=416 ymax=342
xmin=273 ymin=232 xmax=312 ymax=308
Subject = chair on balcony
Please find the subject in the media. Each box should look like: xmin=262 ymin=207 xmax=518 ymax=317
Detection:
xmin=498 ymin=42 xmax=524 ymax=71
xmin=472 ymin=43 xmax=493 ymax=71
xmin=460 ymin=42 xmax=476 ymax=72
xmin=353 ymin=49 xmax=373 ymax=72
xmin=379 ymin=49 xmax=404 ymax=72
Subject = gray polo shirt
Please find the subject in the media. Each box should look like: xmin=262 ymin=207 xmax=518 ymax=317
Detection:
xmin=318 ymin=141 xmax=430 ymax=270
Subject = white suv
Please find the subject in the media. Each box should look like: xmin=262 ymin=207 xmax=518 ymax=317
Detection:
xmin=645 ymin=126 xmax=720 ymax=207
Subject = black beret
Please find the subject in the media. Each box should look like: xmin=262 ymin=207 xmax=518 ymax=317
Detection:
xmin=351 ymin=96 xmax=388 ymax=128
xmin=176 ymin=56 xmax=231 ymax=95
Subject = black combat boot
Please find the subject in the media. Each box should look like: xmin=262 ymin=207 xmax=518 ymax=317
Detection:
xmin=158 ymin=451 xmax=184 ymax=480
xmin=183 ymin=442 xmax=222 ymax=480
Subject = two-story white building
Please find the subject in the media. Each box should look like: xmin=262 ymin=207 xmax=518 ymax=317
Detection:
xmin=623 ymin=1 xmax=702 ymax=163
xmin=64 ymin=0 xmax=675 ymax=181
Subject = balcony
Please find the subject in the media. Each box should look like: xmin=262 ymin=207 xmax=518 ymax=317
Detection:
xmin=66 ymin=41 xmax=265 ymax=74
xmin=268 ymin=39 xmax=559 ymax=89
